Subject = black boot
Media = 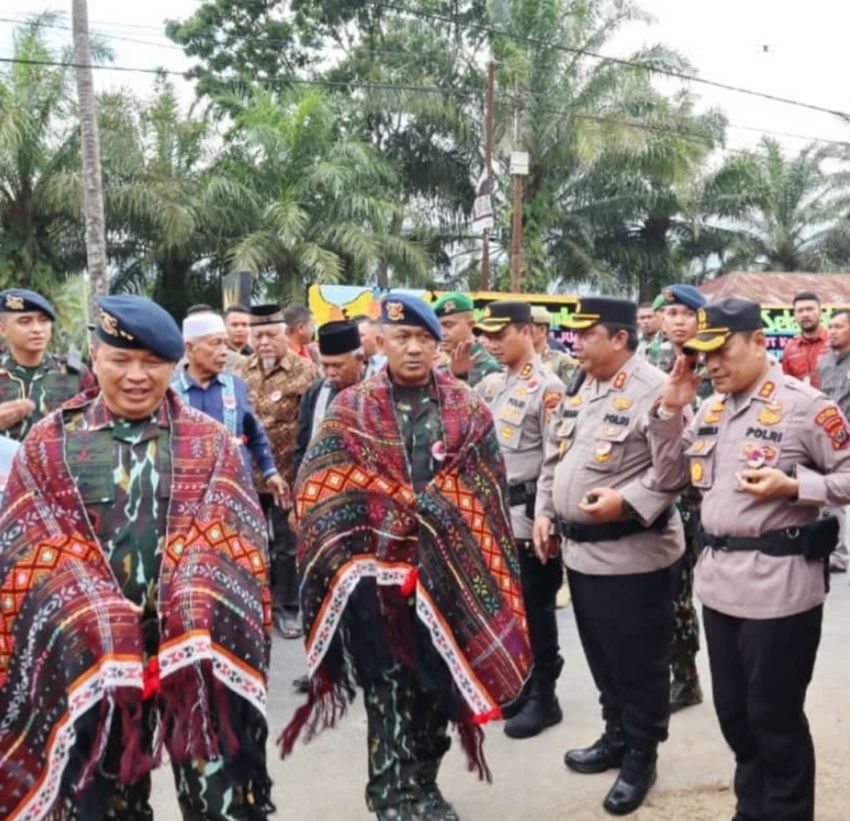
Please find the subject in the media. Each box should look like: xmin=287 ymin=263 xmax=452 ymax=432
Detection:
xmin=564 ymin=726 xmax=627 ymax=774
xmin=670 ymin=676 xmax=703 ymax=713
xmin=414 ymin=786 xmax=460 ymax=820
xmin=603 ymin=742 xmax=658 ymax=816
xmin=504 ymin=671 xmax=562 ymax=739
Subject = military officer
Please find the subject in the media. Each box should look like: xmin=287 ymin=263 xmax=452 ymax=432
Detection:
xmin=530 ymin=305 xmax=579 ymax=385
xmin=656 ymin=284 xmax=710 ymax=713
xmin=432 ymin=291 xmax=502 ymax=387
xmin=0 ymin=288 xmax=92 ymax=441
xmin=533 ymin=296 xmax=684 ymax=816
xmin=240 ymin=303 xmax=319 ymax=639
xmin=475 ymin=301 xmax=566 ymax=739
xmin=650 ymin=298 xmax=850 ymax=821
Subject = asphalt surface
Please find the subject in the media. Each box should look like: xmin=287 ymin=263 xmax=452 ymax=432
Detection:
xmin=152 ymin=577 xmax=850 ymax=820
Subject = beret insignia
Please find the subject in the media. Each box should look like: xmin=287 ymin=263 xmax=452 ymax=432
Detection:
xmin=386 ymin=301 xmax=405 ymax=322
xmin=4 ymin=294 xmax=23 ymax=310
xmin=443 ymin=300 xmax=456 ymax=313
xmin=99 ymin=309 xmax=134 ymax=341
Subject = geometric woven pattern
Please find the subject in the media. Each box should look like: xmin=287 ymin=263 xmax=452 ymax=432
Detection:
xmin=297 ymin=465 xmax=416 ymax=517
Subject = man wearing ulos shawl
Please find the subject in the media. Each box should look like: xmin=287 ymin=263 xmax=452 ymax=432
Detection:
xmin=0 ymin=295 xmax=273 ymax=820
xmin=282 ymin=293 xmax=532 ymax=821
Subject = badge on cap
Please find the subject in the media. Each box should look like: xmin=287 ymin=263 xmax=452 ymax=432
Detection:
xmin=691 ymin=460 xmax=704 ymax=483
xmin=271 ymin=390 xmax=283 ymax=402
xmin=443 ymin=300 xmax=456 ymax=313
xmin=386 ymin=301 xmax=405 ymax=321
xmin=594 ymin=440 xmax=613 ymax=462
xmin=612 ymin=398 xmax=632 ymax=411
xmin=4 ymin=294 xmax=23 ymax=311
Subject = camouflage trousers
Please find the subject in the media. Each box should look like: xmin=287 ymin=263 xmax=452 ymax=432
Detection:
xmin=670 ymin=498 xmax=701 ymax=686
xmin=363 ymin=663 xmax=451 ymax=813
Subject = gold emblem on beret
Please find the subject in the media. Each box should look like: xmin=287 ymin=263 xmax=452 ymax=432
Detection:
xmin=697 ymin=308 xmax=708 ymax=331
xmin=4 ymin=294 xmax=24 ymax=310
xmin=386 ymin=301 xmax=405 ymax=322
xmin=98 ymin=309 xmax=135 ymax=341
xmin=443 ymin=299 xmax=456 ymax=313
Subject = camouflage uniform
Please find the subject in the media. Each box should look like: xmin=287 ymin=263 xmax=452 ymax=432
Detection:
xmin=541 ymin=346 xmax=579 ymax=386
xmin=0 ymin=350 xmax=91 ymax=441
xmin=240 ymin=352 xmax=319 ymax=620
xmin=65 ymin=400 xmax=251 ymax=819
xmin=361 ymin=380 xmax=452 ymax=817
xmin=643 ymin=335 xmax=675 ymax=373
xmin=438 ymin=342 xmax=502 ymax=388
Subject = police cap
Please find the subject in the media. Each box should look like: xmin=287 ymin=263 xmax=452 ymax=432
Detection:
xmin=683 ymin=298 xmax=763 ymax=353
xmin=563 ymin=297 xmax=637 ymax=330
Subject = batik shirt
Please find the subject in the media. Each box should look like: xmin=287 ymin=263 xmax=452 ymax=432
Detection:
xmin=0 ymin=351 xmax=91 ymax=440
xmin=65 ymin=399 xmax=171 ymax=630
xmin=393 ymin=380 xmax=444 ymax=492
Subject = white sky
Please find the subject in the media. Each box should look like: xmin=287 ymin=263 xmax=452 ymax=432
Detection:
xmin=1 ymin=0 xmax=849 ymax=155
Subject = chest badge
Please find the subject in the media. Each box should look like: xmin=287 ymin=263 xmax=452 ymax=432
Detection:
xmin=594 ymin=440 xmax=613 ymax=462
xmin=612 ymin=397 xmax=632 ymax=411
xmin=692 ymin=439 xmax=707 ymax=454
xmin=526 ymin=379 xmax=540 ymax=393
xmin=691 ymin=460 xmax=704 ymax=483
xmin=757 ymin=410 xmax=781 ymax=426
xmin=501 ymin=425 xmax=515 ymax=439
xmin=569 ymin=395 xmax=583 ymax=406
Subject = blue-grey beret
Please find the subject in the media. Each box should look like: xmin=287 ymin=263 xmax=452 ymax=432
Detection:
xmin=661 ymin=284 xmax=706 ymax=311
xmin=95 ymin=295 xmax=184 ymax=361
xmin=380 ymin=292 xmax=442 ymax=341
xmin=0 ymin=288 xmax=56 ymax=320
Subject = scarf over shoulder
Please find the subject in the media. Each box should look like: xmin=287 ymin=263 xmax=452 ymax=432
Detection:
xmin=0 ymin=390 xmax=272 ymax=819
xmin=281 ymin=368 xmax=531 ymax=767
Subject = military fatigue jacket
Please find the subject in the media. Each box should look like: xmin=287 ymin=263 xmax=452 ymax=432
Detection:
xmin=541 ymin=347 xmax=578 ymax=386
xmin=65 ymin=396 xmax=171 ymax=646
xmin=0 ymin=350 xmax=91 ymax=441
xmin=649 ymin=363 xmax=850 ymax=619
xmin=239 ymin=352 xmax=319 ymax=484
xmin=477 ymin=357 xmax=564 ymax=539
xmin=393 ymin=379 xmax=445 ymax=492
xmin=536 ymin=353 xmax=684 ymax=575
xmin=438 ymin=343 xmax=503 ymax=388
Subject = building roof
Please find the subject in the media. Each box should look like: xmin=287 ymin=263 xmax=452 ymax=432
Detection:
xmin=698 ymin=271 xmax=850 ymax=305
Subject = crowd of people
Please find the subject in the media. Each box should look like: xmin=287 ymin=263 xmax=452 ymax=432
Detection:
xmin=0 ymin=282 xmax=847 ymax=821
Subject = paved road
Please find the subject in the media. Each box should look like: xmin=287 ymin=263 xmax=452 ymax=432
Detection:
xmin=153 ymin=577 xmax=850 ymax=819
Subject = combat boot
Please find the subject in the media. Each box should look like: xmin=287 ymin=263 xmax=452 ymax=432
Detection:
xmin=414 ymin=786 xmax=460 ymax=821
xmin=602 ymin=741 xmax=657 ymax=816
xmin=564 ymin=725 xmax=627 ymax=774
xmin=670 ymin=676 xmax=703 ymax=713
xmin=504 ymin=668 xmax=562 ymax=739
xmin=377 ymin=802 xmax=418 ymax=821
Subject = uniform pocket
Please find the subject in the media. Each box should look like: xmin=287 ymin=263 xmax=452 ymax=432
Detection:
xmin=587 ymin=426 xmax=629 ymax=473
xmin=685 ymin=438 xmax=717 ymax=489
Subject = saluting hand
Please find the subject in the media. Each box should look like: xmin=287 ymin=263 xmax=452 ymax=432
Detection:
xmin=659 ymin=355 xmax=702 ymax=412
xmin=580 ymin=487 xmax=626 ymax=522
xmin=0 ymin=398 xmax=35 ymax=430
xmin=450 ymin=339 xmax=477 ymax=377
xmin=735 ymin=467 xmax=799 ymax=500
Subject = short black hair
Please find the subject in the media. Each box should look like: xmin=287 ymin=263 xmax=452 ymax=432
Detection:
xmin=186 ymin=303 xmax=215 ymax=315
xmin=831 ymin=308 xmax=850 ymax=323
xmin=283 ymin=304 xmax=312 ymax=327
xmin=224 ymin=304 xmax=250 ymax=317
xmin=600 ymin=322 xmax=639 ymax=351
xmin=793 ymin=291 xmax=820 ymax=305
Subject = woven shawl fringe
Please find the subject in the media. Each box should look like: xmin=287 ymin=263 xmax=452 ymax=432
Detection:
xmin=457 ymin=708 xmax=492 ymax=783
xmin=156 ymin=661 xmax=275 ymax=815
xmin=278 ymin=666 xmax=356 ymax=757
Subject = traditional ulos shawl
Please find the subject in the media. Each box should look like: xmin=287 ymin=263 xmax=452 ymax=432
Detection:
xmin=281 ymin=368 xmax=531 ymax=769
xmin=0 ymin=389 xmax=272 ymax=819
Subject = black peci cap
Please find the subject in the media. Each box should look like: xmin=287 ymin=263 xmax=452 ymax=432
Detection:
xmin=318 ymin=320 xmax=361 ymax=355
xmin=683 ymin=298 xmax=763 ymax=353
xmin=249 ymin=304 xmax=284 ymax=326
xmin=563 ymin=297 xmax=637 ymax=330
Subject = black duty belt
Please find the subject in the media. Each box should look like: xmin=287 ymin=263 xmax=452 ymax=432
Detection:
xmin=700 ymin=516 xmax=839 ymax=560
xmin=508 ymin=483 xmax=531 ymax=507
xmin=558 ymin=507 xmax=672 ymax=543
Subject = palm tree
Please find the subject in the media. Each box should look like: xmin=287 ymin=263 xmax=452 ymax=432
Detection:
xmin=700 ymin=138 xmax=850 ymax=273
xmin=221 ymin=87 xmax=430 ymax=297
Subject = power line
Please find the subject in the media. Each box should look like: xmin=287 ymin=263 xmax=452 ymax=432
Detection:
xmin=372 ymin=0 xmax=850 ymax=122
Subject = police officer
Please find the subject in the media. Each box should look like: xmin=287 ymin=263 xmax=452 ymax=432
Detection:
xmin=533 ymin=297 xmax=684 ymax=815
xmin=475 ymin=301 xmax=565 ymax=738
xmin=650 ymin=298 xmax=850 ymax=821
xmin=656 ymin=284 xmax=710 ymax=712
xmin=432 ymin=291 xmax=502 ymax=387
xmin=0 ymin=288 xmax=91 ymax=440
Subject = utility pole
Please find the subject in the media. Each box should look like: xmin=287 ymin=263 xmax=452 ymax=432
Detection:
xmin=72 ymin=0 xmax=108 ymax=319
xmin=510 ymin=94 xmax=528 ymax=293
xmin=481 ymin=61 xmax=495 ymax=291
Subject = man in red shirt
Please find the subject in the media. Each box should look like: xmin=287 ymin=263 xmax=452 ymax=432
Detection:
xmin=782 ymin=290 xmax=829 ymax=387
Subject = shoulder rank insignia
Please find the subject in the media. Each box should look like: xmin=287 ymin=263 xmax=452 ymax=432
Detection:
xmin=612 ymin=372 xmax=628 ymax=391
xmin=519 ymin=362 xmax=534 ymax=379
xmin=758 ymin=381 xmax=776 ymax=399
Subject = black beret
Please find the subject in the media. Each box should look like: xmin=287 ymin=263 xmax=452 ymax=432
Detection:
xmin=95 ymin=295 xmax=184 ymax=361
xmin=318 ymin=320 xmax=361 ymax=355
xmin=0 ymin=288 xmax=56 ymax=320
xmin=684 ymin=298 xmax=763 ymax=353
xmin=564 ymin=297 xmax=637 ymax=329
xmin=380 ymin=293 xmax=442 ymax=341
xmin=475 ymin=300 xmax=532 ymax=333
